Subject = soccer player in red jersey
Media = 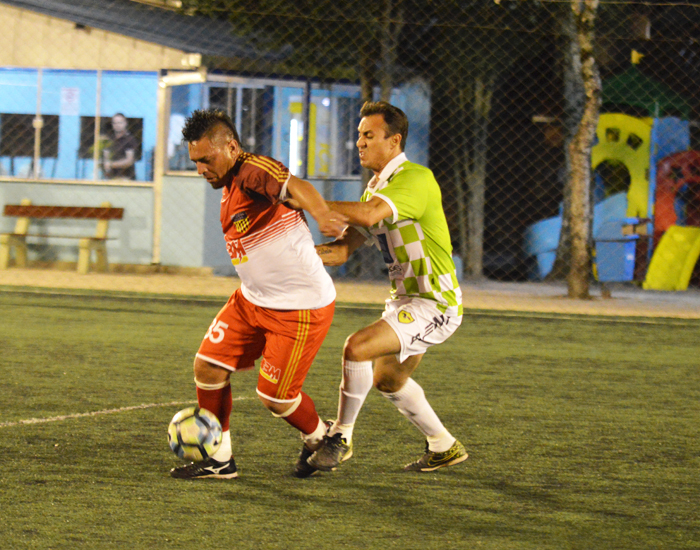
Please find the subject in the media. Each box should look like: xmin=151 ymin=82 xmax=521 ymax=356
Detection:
xmin=170 ymin=109 xmax=347 ymax=479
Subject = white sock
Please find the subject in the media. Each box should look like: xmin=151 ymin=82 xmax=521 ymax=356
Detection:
xmin=329 ymin=359 xmax=373 ymax=442
xmin=330 ymin=422 xmax=355 ymax=444
xmin=380 ymin=378 xmax=456 ymax=452
xmin=301 ymin=418 xmax=327 ymax=451
xmin=211 ymin=429 xmax=232 ymax=462
xmin=426 ymin=430 xmax=456 ymax=453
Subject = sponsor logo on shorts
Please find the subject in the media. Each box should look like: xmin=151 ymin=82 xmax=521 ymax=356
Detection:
xmin=232 ymin=211 xmax=251 ymax=233
xmin=410 ymin=315 xmax=449 ymax=344
xmin=398 ymin=310 xmax=415 ymax=324
xmin=260 ymin=358 xmax=281 ymax=384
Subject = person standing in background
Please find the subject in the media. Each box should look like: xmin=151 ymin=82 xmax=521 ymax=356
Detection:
xmin=103 ymin=113 xmax=137 ymax=180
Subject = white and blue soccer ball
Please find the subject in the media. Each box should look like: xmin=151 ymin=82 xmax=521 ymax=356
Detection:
xmin=167 ymin=406 xmax=222 ymax=462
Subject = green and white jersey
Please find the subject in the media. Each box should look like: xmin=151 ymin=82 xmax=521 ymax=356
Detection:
xmin=361 ymin=153 xmax=463 ymax=316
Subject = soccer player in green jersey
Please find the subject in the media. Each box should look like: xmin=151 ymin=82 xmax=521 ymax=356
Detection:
xmin=307 ymin=101 xmax=468 ymax=473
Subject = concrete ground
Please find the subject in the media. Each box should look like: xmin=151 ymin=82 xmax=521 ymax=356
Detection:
xmin=2 ymin=267 xmax=699 ymax=319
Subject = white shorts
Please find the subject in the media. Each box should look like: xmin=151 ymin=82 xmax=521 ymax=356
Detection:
xmin=381 ymin=297 xmax=462 ymax=364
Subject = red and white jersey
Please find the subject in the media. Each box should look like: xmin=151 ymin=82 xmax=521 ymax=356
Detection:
xmin=220 ymin=152 xmax=335 ymax=310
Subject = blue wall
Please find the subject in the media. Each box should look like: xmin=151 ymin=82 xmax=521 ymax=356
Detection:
xmin=157 ymin=174 xmax=360 ymax=272
xmin=0 ymin=180 xmax=153 ymax=265
xmin=0 ymin=77 xmax=431 ymax=270
xmin=159 ymin=174 xmax=227 ymax=268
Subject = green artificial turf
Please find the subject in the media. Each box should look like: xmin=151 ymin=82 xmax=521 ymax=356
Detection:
xmin=1 ymin=290 xmax=698 ymax=549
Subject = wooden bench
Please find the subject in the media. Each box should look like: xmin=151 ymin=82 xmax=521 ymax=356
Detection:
xmin=0 ymin=199 xmax=124 ymax=274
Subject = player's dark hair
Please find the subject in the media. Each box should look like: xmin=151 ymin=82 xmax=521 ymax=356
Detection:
xmin=182 ymin=109 xmax=241 ymax=145
xmin=359 ymin=101 xmax=408 ymax=151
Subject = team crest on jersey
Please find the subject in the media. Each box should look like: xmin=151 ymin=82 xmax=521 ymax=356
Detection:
xmin=232 ymin=211 xmax=250 ymax=233
xmin=260 ymin=358 xmax=281 ymax=384
xmin=398 ymin=310 xmax=415 ymax=324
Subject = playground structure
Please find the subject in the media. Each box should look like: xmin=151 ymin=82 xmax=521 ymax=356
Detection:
xmin=524 ymin=112 xmax=700 ymax=290
xmin=642 ymin=151 xmax=700 ymax=290
xmin=652 ymin=150 xmax=700 ymax=242
xmin=523 ymin=62 xmax=700 ymax=290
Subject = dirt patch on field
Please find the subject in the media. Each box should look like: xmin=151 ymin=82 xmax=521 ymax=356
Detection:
xmin=1 ymin=267 xmax=699 ymax=319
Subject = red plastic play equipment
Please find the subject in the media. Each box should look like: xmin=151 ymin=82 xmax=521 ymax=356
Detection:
xmin=654 ymin=151 xmax=700 ymax=244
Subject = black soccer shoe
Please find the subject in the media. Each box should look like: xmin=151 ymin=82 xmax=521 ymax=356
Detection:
xmin=170 ymin=457 xmax=238 ymax=479
xmin=293 ymin=444 xmax=318 ymax=479
xmin=307 ymin=433 xmax=354 ymax=472
xmin=293 ymin=420 xmax=334 ymax=479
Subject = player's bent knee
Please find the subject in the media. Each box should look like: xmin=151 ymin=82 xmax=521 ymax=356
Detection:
xmin=257 ymin=393 xmax=272 ymax=408
xmin=259 ymin=393 xmax=299 ymax=416
xmin=193 ymin=357 xmax=229 ymax=385
xmin=193 ymin=355 xmax=209 ymax=373
xmin=343 ymin=332 xmax=371 ymax=362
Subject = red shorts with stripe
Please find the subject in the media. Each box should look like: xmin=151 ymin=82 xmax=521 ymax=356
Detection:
xmin=196 ymin=288 xmax=335 ymax=403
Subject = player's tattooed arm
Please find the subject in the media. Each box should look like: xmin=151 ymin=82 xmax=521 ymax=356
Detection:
xmin=315 ymin=243 xmax=348 ymax=266
xmin=315 ymin=226 xmax=366 ymax=266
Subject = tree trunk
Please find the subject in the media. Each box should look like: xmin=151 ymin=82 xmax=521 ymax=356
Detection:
xmin=454 ymin=86 xmax=470 ymax=279
xmin=379 ymin=0 xmax=403 ymax=102
xmin=453 ymin=76 xmax=493 ymax=281
xmin=465 ymin=78 xmax=491 ymax=280
xmin=454 ymin=142 xmax=468 ymax=280
xmin=359 ymin=50 xmax=374 ymax=104
xmin=548 ymin=6 xmax=582 ymax=282
xmin=567 ymin=0 xmax=601 ymax=298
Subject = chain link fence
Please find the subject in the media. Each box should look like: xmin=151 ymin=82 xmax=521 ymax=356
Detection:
xmin=2 ymin=0 xmax=700 ymax=295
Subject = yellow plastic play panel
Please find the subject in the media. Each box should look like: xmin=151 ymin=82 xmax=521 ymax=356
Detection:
xmin=591 ymin=114 xmax=652 ymax=219
xmin=643 ymin=225 xmax=700 ymax=291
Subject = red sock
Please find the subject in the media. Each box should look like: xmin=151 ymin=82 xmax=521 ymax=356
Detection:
xmin=196 ymin=383 xmax=232 ymax=431
xmin=282 ymin=392 xmax=321 ymax=435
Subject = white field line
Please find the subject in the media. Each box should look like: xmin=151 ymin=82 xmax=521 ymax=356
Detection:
xmin=0 ymin=397 xmax=250 ymax=429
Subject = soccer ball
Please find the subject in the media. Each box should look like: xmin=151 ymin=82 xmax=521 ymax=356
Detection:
xmin=167 ymin=406 xmax=222 ymax=462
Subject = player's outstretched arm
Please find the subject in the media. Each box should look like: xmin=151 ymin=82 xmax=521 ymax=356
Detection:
xmin=315 ymin=227 xmax=366 ymax=266
xmin=285 ymin=175 xmax=348 ymax=238
xmin=327 ymin=196 xmax=392 ymax=228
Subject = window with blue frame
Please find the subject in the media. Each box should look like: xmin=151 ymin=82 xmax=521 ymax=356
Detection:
xmin=0 ymin=113 xmax=59 ymax=177
xmin=0 ymin=68 xmax=157 ymax=182
xmin=168 ymin=77 xmax=363 ymax=179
